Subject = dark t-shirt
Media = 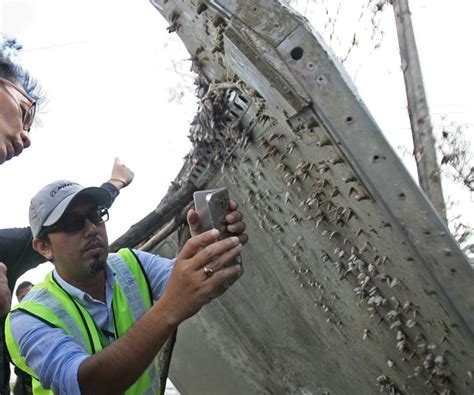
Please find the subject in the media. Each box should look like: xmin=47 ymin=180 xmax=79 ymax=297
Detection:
xmin=0 ymin=182 xmax=119 ymax=392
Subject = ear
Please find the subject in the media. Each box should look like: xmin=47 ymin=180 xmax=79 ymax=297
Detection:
xmin=32 ymin=238 xmax=54 ymax=261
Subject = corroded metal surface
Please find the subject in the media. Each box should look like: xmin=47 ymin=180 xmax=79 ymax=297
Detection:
xmin=138 ymin=1 xmax=474 ymax=393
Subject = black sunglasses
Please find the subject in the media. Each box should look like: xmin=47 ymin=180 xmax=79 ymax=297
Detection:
xmin=44 ymin=208 xmax=109 ymax=234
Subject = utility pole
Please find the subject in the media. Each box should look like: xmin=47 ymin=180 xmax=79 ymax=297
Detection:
xmin=391 ymin=0 xmax=447 ymax=223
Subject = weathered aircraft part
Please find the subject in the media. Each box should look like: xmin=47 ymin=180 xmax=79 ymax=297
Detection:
xmin=112 ymin=1 xmax=474 ymax=393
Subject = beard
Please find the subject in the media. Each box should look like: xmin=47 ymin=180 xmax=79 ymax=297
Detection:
xmin=87 ymin=254 xmax=107 ymax=274
xmin=83 ymin=236 xmax=108 ymax=275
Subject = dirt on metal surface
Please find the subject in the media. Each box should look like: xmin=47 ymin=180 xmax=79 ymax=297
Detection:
xmin=121 ymin=1 xmax=474 ymax=393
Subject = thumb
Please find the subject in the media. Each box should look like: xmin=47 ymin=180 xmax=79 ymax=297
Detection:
xmin=114 ymin=157 xmax=120 ymax=165
xmin=187 ymin=208 xmax=201 ymax=236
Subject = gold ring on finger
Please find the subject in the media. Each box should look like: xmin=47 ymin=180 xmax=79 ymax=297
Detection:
xmin=203 ymin=266 xmax=214 ymax=277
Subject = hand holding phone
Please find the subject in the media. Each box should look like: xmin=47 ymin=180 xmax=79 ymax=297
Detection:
xmin=193 ymin=188 xmax=243 ymax=269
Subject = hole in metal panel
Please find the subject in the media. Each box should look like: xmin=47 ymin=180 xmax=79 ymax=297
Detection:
xmin=291 ymin=47 xmax=304 ymax=61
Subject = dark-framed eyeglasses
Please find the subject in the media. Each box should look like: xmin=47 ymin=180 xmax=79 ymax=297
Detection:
xmin=0 ymin=77 xmax=37 ymax=131
xmin=44 ymin=207 xmax=109 ymax=235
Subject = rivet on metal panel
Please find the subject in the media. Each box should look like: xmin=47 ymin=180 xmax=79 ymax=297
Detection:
xmin=371 ymin=154 xmax=386 ymax=163
xmin=316 ymin=75 xmax=326 ymax=85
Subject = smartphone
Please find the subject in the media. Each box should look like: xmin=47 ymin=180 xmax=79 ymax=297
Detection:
xmin=193 ymin=188 xmax=232 ymax=236
xmin=193 ymin=188 xmax=243 ymax=268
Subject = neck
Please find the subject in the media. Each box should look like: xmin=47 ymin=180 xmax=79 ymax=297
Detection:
xmin=57 ymin=269 xmax=107 ymax=302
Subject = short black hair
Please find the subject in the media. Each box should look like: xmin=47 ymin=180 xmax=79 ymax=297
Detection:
xmin=0 ymin=35 xmax=43 ymax=104
xmin=15 ymin=281 xmax=34 ymax=298
xmin=36 ymin=228 xmax=51 ymax=244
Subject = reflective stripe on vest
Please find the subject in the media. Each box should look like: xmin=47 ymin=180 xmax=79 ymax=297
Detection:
xmin=5 ymin=248 xmax=160 ymax=395
xmin=112 ymin=249 xmax=159 ymax=395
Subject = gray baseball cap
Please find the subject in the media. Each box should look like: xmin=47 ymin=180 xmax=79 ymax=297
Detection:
xmin=29 ymin=180 xmax=112 ymax=237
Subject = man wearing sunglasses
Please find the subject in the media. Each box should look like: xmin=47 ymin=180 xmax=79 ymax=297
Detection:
xmin=0 ymin=161 xmax=132 ymax=395
xmin=5 ymin=180 xmax=246 ymax=394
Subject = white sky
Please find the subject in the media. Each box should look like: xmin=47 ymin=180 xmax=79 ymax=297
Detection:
xmin=1 ymin=0 xmax=473 ymax=296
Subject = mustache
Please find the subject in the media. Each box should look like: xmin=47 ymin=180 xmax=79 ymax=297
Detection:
xmin=82 ymin=237 xmax=107 ymax=252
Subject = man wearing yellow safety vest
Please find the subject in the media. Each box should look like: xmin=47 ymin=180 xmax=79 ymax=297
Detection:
xmin=5 ymin=180 xmax=247 ymax=394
